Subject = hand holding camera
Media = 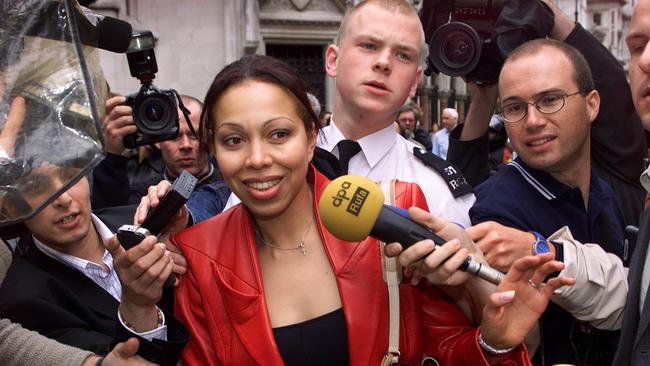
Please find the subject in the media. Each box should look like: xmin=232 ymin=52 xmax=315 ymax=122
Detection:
xmin=103 ymin=95 xmax=138 ymax=155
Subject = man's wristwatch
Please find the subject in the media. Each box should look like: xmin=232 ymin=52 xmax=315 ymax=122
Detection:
xmin=531 ymin=231 xmax=550 ymax=255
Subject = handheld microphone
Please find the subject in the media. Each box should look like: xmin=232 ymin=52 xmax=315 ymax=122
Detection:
xmin=318 ymin=175 xmax=504 ymax=285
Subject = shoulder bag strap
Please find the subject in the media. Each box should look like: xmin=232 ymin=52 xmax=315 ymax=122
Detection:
xmin=379 ymin=179 xmax=402 ymax=366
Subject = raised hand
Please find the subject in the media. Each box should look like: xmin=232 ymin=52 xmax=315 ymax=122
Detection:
xmin=479 ymin=253 xmax=575 ymax=350
xmin=1 ymin=96 xmax=25 ymax=158
xmin=133 ymin=180 xmax=189 ymax=280
xmin=134 ymin=180 xmax=189 ymax=229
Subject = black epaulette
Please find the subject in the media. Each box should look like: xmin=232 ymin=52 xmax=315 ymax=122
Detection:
xmin=413 ymin=148 xmax=474 ymax=198
xmin=311 ymin=146 xmax=343 ymax=179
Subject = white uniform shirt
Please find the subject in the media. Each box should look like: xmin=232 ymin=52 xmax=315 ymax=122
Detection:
xmin=318 ymin=120 xmax=474 ymax=227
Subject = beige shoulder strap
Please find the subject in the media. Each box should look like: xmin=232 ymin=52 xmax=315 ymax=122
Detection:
xmin=378 ymin=179 xmax=402 ymax=366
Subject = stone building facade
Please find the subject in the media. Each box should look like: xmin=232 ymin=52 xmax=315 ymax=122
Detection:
xmin=90 ymin=0 xmax=631 ymax=132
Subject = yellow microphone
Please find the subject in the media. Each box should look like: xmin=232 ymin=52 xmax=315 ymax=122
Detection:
xmin=319 ymin=175 xmax=504 ymax=285
xmin=318 ymin=175 xmax=385 ymax=241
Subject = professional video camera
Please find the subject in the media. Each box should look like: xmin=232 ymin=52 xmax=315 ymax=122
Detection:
xmin=123 ymin=31 xmax=193 ymax=148
xmin=420 ymin=0 xmax=554 ymax=84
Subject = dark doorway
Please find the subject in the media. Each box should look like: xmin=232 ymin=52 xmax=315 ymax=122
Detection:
xmin=265 ymin=44 xmax=326 ymax=111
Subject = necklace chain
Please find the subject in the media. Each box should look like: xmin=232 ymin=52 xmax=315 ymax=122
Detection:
xmin=254 ymin=217 xmax=314 ymax=256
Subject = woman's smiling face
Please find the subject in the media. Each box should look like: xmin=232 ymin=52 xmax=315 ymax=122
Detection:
xmin=212 ymin=80 xmax=316 ymax=220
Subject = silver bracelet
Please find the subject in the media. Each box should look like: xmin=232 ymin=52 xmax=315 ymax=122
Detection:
xmin=478 ymin=332 xmax=516 ymax=355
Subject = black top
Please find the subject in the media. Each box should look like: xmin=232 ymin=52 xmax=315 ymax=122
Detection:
xmin=273 ymin=308 xmax=349 ymax=366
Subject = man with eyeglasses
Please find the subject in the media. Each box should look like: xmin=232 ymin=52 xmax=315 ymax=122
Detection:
xmin=471 ymin=1 xmax=650 ymax=363
xmin=447 ymin=0 xmax=646 ymax=229
xmin=468 ymin=38 xmax=626 ymax=365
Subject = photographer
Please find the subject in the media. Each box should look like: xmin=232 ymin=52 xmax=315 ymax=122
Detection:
xmin=435 ymin=1 xmax=638 ymax=364
xmin=92 ymin=93 xmax=228 ymax=210
xmin=91 ymin=30 xmax=227 ymax=210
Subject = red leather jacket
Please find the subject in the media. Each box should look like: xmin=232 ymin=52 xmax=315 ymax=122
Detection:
xmin=172 ymin=168 xmax=530 ymax=365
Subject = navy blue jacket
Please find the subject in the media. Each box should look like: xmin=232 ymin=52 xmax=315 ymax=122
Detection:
xmin=471 ymin=158 xmax=625 ymax=366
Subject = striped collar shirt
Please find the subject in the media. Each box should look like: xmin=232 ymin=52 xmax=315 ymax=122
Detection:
xmin=32 ymin=214 xmax=122 ymax=302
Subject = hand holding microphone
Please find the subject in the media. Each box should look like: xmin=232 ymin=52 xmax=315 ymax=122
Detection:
xmin=318 ymin=175 xmax=504 ymax=286
xmin=389 ymin=206 xmax=491 ymax=287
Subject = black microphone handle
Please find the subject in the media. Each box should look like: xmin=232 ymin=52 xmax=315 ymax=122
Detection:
xmin=25 ymin=2 xmax=132 ymax=53
xmin=370 ymin=206 xmax=504 ymax=285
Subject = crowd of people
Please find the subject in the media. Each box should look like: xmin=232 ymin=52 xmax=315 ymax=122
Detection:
xmin=3 ymin=0 xmax=650 ymax=365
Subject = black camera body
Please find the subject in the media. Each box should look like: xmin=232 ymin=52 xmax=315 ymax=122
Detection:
xmin=420 ymin=0 xmax=554 ymax=85
xmin=421 ymin=0 xmax=503 ymax=84
xmin=122 ymin=31 xmax=179 ymax=148
xmin=123 ymin=83 xmax=179 ymax=148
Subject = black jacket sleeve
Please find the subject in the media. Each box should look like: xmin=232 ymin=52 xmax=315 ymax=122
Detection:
xmin=113 ymin=310 xmax=188 ymax=366
xmin=567 ymin=24 xmax=647 ymax=226
xmin=446 ymin=123 xmax=490 ymax=188
xmin=92 ymin=153 xmax=131 ymax=209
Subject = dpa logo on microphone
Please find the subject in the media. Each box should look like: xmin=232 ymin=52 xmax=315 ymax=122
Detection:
xmin=346 ymin=186 xmax=369 ymax=216
xmin=330 ymin=180 xmax=370 ymax=216
xmin=332 ymin=181 xmax=352 ymax=207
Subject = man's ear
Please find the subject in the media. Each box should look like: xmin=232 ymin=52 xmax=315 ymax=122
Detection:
xmin=325 ymin=45 xmax=340 ymax=78
xmin=409 ymin=67 xmax=423 ymax=98
xmin=586 ymin=89 xmax=601 ymax=123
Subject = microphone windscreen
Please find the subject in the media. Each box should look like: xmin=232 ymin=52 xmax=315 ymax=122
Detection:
xmin=319 ymin=175 xmax=385 ymax=242
xmin=97 ymin=16 xmax=132 ymax=53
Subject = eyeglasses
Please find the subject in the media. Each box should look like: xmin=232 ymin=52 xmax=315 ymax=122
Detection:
xmin=500 ymin=91 xmax=586 ymax=123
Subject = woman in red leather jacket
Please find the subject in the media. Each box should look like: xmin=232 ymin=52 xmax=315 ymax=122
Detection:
xmin=170 ymin=55 xmax=571 ymax=366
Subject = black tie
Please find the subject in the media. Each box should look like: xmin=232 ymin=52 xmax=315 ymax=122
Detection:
xmin=336 ymin=140 xmax=361 ymax=175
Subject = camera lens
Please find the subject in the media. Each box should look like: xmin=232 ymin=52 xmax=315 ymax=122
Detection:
xmin=137 ymin=95 xmax=176 ymax=133
xmin=429 ymin=22 xmax=481 ymax=77
xmin=145 ymin=103 xmax=165 ymax=122
xmin=124 ymin=86 xmax=180 ymax=148
xmin=445 ymin=33 xmax=474 ymax=65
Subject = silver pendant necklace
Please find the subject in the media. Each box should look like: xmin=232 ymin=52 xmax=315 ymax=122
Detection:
xmin=254 ymin=217 xmax=314 ymax=256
